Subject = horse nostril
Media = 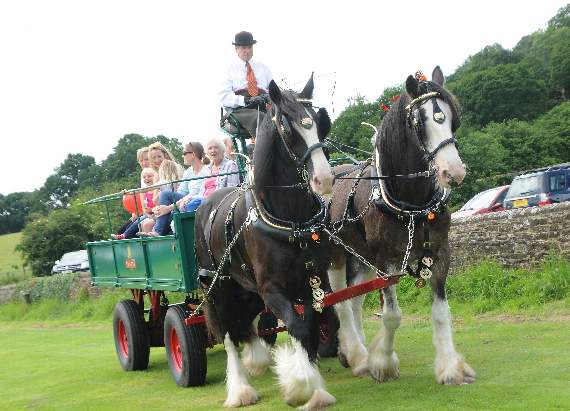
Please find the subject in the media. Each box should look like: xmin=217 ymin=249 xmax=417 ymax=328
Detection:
xmin=313 ymin=176 xmax=322 ymax=187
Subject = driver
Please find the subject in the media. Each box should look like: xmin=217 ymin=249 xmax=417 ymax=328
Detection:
xmin=220 ymin=31 xmax=273 ymax=139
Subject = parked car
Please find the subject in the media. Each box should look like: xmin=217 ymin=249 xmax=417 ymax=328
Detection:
xmin=504 ymin=163 xmax=570 ymax=210
xmin=451 ymin=185 xmax=510 ymax=219
xmin=51 ymin=250 xmax=89 ymax=275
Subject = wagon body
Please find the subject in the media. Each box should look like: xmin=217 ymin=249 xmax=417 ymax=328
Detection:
xmin=88 ymin=210 xmax=198 ymax=292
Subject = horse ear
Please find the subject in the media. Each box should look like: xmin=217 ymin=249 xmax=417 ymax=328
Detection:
xmin=405 ymin=75 xmax=420 ymax=98
xmin=269 ymin=80 xmax=282 ymax=105
xmin=316 ymin=108 xmax=331 ymax=139
xmin=432 ymin=66 xmax=445 ymax=86
xmin=299 ymin=72 xmax=314 ymax=99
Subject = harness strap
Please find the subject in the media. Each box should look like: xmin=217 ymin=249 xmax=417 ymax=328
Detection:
xmin=205 ymin=189 xmax=241 ymax=270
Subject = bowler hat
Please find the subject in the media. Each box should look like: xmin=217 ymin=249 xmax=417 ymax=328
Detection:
xmin=232 ymin=31 xmax=257 ymax=46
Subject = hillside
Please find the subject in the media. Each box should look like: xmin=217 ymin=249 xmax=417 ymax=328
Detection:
xmin=0 ymin=232 xmax=28 ymax=285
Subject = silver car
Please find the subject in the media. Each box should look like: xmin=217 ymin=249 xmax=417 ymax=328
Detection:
xmin=51 ymin=250 xmax=90 ymax=274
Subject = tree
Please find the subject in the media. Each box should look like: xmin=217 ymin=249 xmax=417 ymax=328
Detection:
xmin=0 ymin=192 xmax=37 ymax=234
xmin=547 ymin=4 xmax=570 ymax=29
xmin=17 ymin=206 xmax=105 ymax=276
xmin=448 ymin=63 xmax=550 ymax=128
xmin=329 ymin=86 xmax=403 ymax=158
xmin=447 ymin=44 xmax=516 ymax=84
xmin=36 ymin=153 xmax=96 ymax=209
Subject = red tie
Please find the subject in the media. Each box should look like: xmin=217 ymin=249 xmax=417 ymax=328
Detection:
xmin=246 ymin=62 xmax=259 ymax=96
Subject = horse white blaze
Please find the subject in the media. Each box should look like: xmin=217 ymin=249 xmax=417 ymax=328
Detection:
xmin=422 ymin=100 xmax=466 ymax=187
xmin=328 ymin=262 xmax=369 ymax=376
xmin=368 ymin=284 xmax=401 ymax=382
xmin=273 ymin=338 xmax=335 ymax=408
xmin=294 ymin=121 xmax=333 ymax=195
xmin=223 ymin=333 xmax=259 ymax=407
xmin=432 ymin=298 xmax=476 ymax=384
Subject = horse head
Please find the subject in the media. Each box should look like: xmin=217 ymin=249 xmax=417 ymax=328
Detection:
xmin=267 ymin=75 xmax=334 ymax=195
xmin=403 ymin=66 xmax=466 ymax=188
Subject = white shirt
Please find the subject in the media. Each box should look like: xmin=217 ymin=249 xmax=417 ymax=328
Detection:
xmin=220 ymin=57 xmax=273 ymax=108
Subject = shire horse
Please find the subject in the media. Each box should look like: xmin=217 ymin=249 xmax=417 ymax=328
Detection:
xmin=328 ymin=66 xmax=475 ymax=385
xmin=194 ymin=76 xmax=336 ymax=409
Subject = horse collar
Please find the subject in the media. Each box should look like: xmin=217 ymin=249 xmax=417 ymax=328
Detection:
xmin=245 ymin=189 xmax=328 ymax=244
xmin=373 ymin=148 xmax=448 ymax=220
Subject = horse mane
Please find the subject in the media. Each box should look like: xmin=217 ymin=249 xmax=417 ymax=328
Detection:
xmin=377 ymin=81 xmax=460 ymax=199
xmin=252 ymin=114 xmax=277 ymax=190
xmin=252 ymin=88 xmax=309 ymax=191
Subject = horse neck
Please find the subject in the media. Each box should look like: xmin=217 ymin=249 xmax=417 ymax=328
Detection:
xmin=378 ymin=105 xmax=434 ymax=203
xmin=253 ymin=133 xmax=316 ymax=221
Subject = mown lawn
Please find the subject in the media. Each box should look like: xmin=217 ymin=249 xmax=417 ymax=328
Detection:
xmin=1 ymin=313 xmax=569 ymax=411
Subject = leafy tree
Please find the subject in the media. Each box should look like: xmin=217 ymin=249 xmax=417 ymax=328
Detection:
xmin=0 ymin=192 xmax=37 ymax=234
xmin=100 ymin=133 xmax=150 ymax=181
xmin=448 ymin=63 xmax=550 ymax=128
xmin=36 ymin=153 xmax=96 ymax=209
xmin=329 ymin=86 xmax=403 ymax=158
xmin=17 ymin=206 xmax=105 ymax=276
xmin=448 ymin=44 xmax=516 ymax=83
xmin=547 ymin=3 xmax=570 ymax=29
xmin=548 ymin=27 xmax=570 ymax=98
xmin=531 ymin=101 xmax=570 ymax=164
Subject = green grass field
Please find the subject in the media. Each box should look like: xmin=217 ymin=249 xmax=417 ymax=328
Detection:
xmin=0 ymin=232 xmax=30 ymax=286
xmin=1 ymin=311 xmax=569 ymax=411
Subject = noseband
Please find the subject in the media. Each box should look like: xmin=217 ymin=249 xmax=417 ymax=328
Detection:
xmin=405 ymin=84 xmax=458 ymax=162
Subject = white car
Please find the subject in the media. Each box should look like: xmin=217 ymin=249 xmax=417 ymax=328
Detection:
xmin=51 ymin=250 xmax=90 ymax=275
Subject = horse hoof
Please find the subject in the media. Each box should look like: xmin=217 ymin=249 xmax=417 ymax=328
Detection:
xmin=297 ymin=388 xmax=336 ymax=411
xmin=436 ymin=357 xmax=476 ymax=385
xmin=224 ymin=385 xmax=259 ymax=407
xmin=338 ymin=352 xmax=349 ymax=368
xmin=368 ymin=351 xmax=400 ymax=383
xmin=352 ymin=362 xmax=369 ymax=377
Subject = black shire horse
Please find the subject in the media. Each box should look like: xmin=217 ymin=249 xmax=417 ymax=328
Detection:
xmin=327 ymin=66 xmax=475 ymax=385
xmin=194 ymin=77 xmax=336 ymax=409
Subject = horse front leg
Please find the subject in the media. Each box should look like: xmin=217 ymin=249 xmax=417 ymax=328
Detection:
xmin=223 ymin=333 xmax=259 ymax=407
xmin=264 ymin=288 xmax=336 ymax=411
xmin=430 ymin=263 xmax=476 ymax=385
xmin=241 ymin=318 xmax=271 ymax=376
xmin=368 ymin=284 xmax=401 ymax=382
xmin=328 ymin=252 xmax=370 ymax=376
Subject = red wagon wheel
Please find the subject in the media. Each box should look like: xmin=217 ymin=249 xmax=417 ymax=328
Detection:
xmin=164 ymin=305 xmax=207 ymax=387
xmin=113 ymin=300 xmax=150 ymax=371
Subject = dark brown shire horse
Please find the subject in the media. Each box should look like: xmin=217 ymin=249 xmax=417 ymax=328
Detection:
xmin=327 ymin=67 xmax=475 ymax=385
xmin=194 ymin=77 xmax=336 ymax=409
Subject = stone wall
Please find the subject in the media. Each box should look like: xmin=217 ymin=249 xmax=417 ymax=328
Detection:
xmin=449 ymin=202 xmax=570 ymax=269
xmin=0 ymin=272 xmax=101 ymax=305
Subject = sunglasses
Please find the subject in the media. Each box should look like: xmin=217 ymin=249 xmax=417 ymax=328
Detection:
xmin=183 ymin=151 xmax=193 ymax=155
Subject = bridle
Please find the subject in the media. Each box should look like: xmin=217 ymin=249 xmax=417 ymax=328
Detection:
xmin=405 ymin=82 xmax=458 ymax=163
xmin=242 ymin=96 xmax=329 ymax=243
xmin=267 ymin=101 xmax=328 ymax=191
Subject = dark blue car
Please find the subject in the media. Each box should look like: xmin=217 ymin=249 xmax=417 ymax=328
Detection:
xmin=504 ymin=163 xmax=570 ymax=210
